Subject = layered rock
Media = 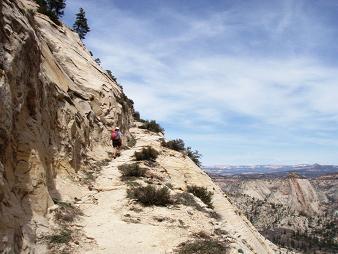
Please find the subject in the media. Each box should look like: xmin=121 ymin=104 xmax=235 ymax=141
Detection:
xmin=0 ymin=0 xmax=133 ymax=252
xmin=219 ymin=174 xmax=321 ymax=216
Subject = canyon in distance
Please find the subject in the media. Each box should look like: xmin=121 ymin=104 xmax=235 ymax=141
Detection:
xmin=206 ymin=164 xmax=338 ymax=253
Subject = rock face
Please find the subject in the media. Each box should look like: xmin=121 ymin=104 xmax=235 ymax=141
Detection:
xmin=212 ymin=174 xmax=337 ymax=252
xmin=221 ymin=174 xmax=321 ymax=216
xmin=0 ymin=0 xmax=133 ymax=252
xmin=288 ymin=175 xmax=320 ymax=215
xmin=0 ymin=1 xmax=281 ymax=253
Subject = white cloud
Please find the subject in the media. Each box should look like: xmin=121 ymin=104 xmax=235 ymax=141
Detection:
xmin=64 ymin=0 xmax=338 ymax=164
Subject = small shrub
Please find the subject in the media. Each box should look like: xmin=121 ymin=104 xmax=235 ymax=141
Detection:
xmin=174 ymin=192 xmax=203 ymax=211
xmin=186 ymin=147 xmax=202 ymax=167
xmin=193 ymin=231 xmax=210 ymax=239
xmin=139 ymin=120 xmax=164 ymax=133
xmin=95 ymin=58 xmax=101 ymax=65
xmin=165 ymin=182 xmax=174 ymax=189
xmin=47 ymin=228 xmax=72 ymax=244
xmin=238 ymin=249 xmax=244 ymax=254
xmin=134 ymin=146 xmax=159 ymax=161
xmin=118 ymin=163 xmax=147 ymax=178
xmin=82 ymin=170 xmax=95 ymax=184
xmin=162 ymin=139 xmax=185 ymax=152
xmin=209 ymin=210 xmax=222 ymax=220
xmin=54 ymin=201 xmax=83 ymax=223
xmin=133 ymin=111 xmax=141 ymax=121
xmin=106 ymin=70 xmax=117 ymax=82
xmin=187 ymin=185 xmax=213 ymax=209
xmin=127 ymin=135 xmax=137 ymax=148
xmin=175 ymin=239 xmax=228 ymax=254
xmin=127 ymin=185 xmax=171 ymax=206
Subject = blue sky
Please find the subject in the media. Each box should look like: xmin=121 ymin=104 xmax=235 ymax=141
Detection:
xmin=63 ymin=0 xmax=338 ymax=166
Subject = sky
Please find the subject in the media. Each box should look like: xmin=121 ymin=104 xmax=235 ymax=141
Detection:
xmin=63 ymin=0 xmax=338 ymax=166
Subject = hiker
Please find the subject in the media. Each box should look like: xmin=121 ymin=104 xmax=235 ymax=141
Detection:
xmin=111 ymin=127 xmax=122 ymax=157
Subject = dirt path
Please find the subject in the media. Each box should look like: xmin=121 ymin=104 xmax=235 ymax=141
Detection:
xmin=74 ymin=127 xmax=280 ymax=254
xmin=77 ymin=129 xmax=183 ymax=254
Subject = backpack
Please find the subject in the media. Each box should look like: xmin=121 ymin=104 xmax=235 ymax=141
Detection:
xmin=111 ymin=130 xmax=120 ymax=140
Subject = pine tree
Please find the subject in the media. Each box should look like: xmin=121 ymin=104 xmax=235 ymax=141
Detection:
xmin=73 ymin=8 xmax=90 ymax=40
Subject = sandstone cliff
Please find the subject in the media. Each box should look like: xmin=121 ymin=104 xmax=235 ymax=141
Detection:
xmin=0 ymin=1 xmax=281 ymax=253
xmin=0 ymin=0 xmax=133 ymax=252
xmin=220 ymin=174 xmax=321 ymax=216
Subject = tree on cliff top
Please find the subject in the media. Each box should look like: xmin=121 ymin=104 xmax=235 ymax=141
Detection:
xmin=48 ymin=0 xmax=66 ymax=18
xmin=73 ymin=8 xmax=90 ymax=40
xmin=35 ymin=0 xmax=66 ymax=24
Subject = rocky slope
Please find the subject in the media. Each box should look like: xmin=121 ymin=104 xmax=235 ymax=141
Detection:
xmin=0 ymin=0 xmax=282 ymax=253
xmin=225 ymin=173 xmax=321 ymax=216
xmin=212 ymin=174 xmax=337 ymax=253
xmin=71 ymin=126 xmax=283 ymax=254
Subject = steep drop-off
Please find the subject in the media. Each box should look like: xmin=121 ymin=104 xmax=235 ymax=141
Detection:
xmin=212 ymin=174 xmax=337 ymax=252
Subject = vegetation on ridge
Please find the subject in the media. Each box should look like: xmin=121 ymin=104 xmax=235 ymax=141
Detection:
xmin=139 ymin=120 xmax=164 ymax=133
xmin=134 ymin=146 xmax=159 ymax=161
xmin=118 ymin=163 xmax=147 ymax=178
xmin=187 ymin=185 xmax=214 ymax=209
xmin=47 ymin=228 xmax=72 ymax=244
xmin=175 ymin=235 xmax=228 ymax=254
xmin=127 ymin=185 xmax=171 ymax=206
xmin=73 ymin=7 xmax=90 ymax=40
xmin=162 ymin=139 xmax=202 ymax=167
xmin=35 ymin=0 xmax=66 ymax=24
xmin=162 ymin=138 xmax=186 ymax=152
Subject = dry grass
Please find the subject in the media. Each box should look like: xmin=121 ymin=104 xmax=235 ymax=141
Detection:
xmin=54 ymin=201 xmax=83 ymax=223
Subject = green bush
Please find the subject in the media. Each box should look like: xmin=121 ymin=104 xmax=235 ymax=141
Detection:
xmin=187 ymin=185 xmax=213 ymax=209
xmin=162 ymin=139 xmax=202 ymax=167
xmin=186 ymin=147 xmax=202 ymax=167
xmin=118 ymin=163 xmax=146 ymax=178
xmin=127 ymin=185 xmax=171 ymax=206
xmin=174 ymin=192 xmax=203 ymax=211
xmin=106 ymin=70 xmax=117 ymax=82
xmin=162 ymin=139 xmax=185 ymax=152
xmin=47 ymin=228 xmax=72 ymax=244
xmin=134 ymin=146 xmax=159 ymax=161
xmin=175 ymin=239 xmax=228 ymax=254
xmin=139 ymin=120 xmax=164 ymax=133
xmin=133 ymin=111 xmax=141 ymax=121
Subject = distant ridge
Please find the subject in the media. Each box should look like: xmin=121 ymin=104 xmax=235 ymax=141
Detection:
xmin=204 ymin=164 xmax=338 ymax=178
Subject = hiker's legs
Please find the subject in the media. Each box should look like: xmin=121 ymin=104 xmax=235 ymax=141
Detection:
xmin=112 ymin=141 xmax=117 ymax=158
